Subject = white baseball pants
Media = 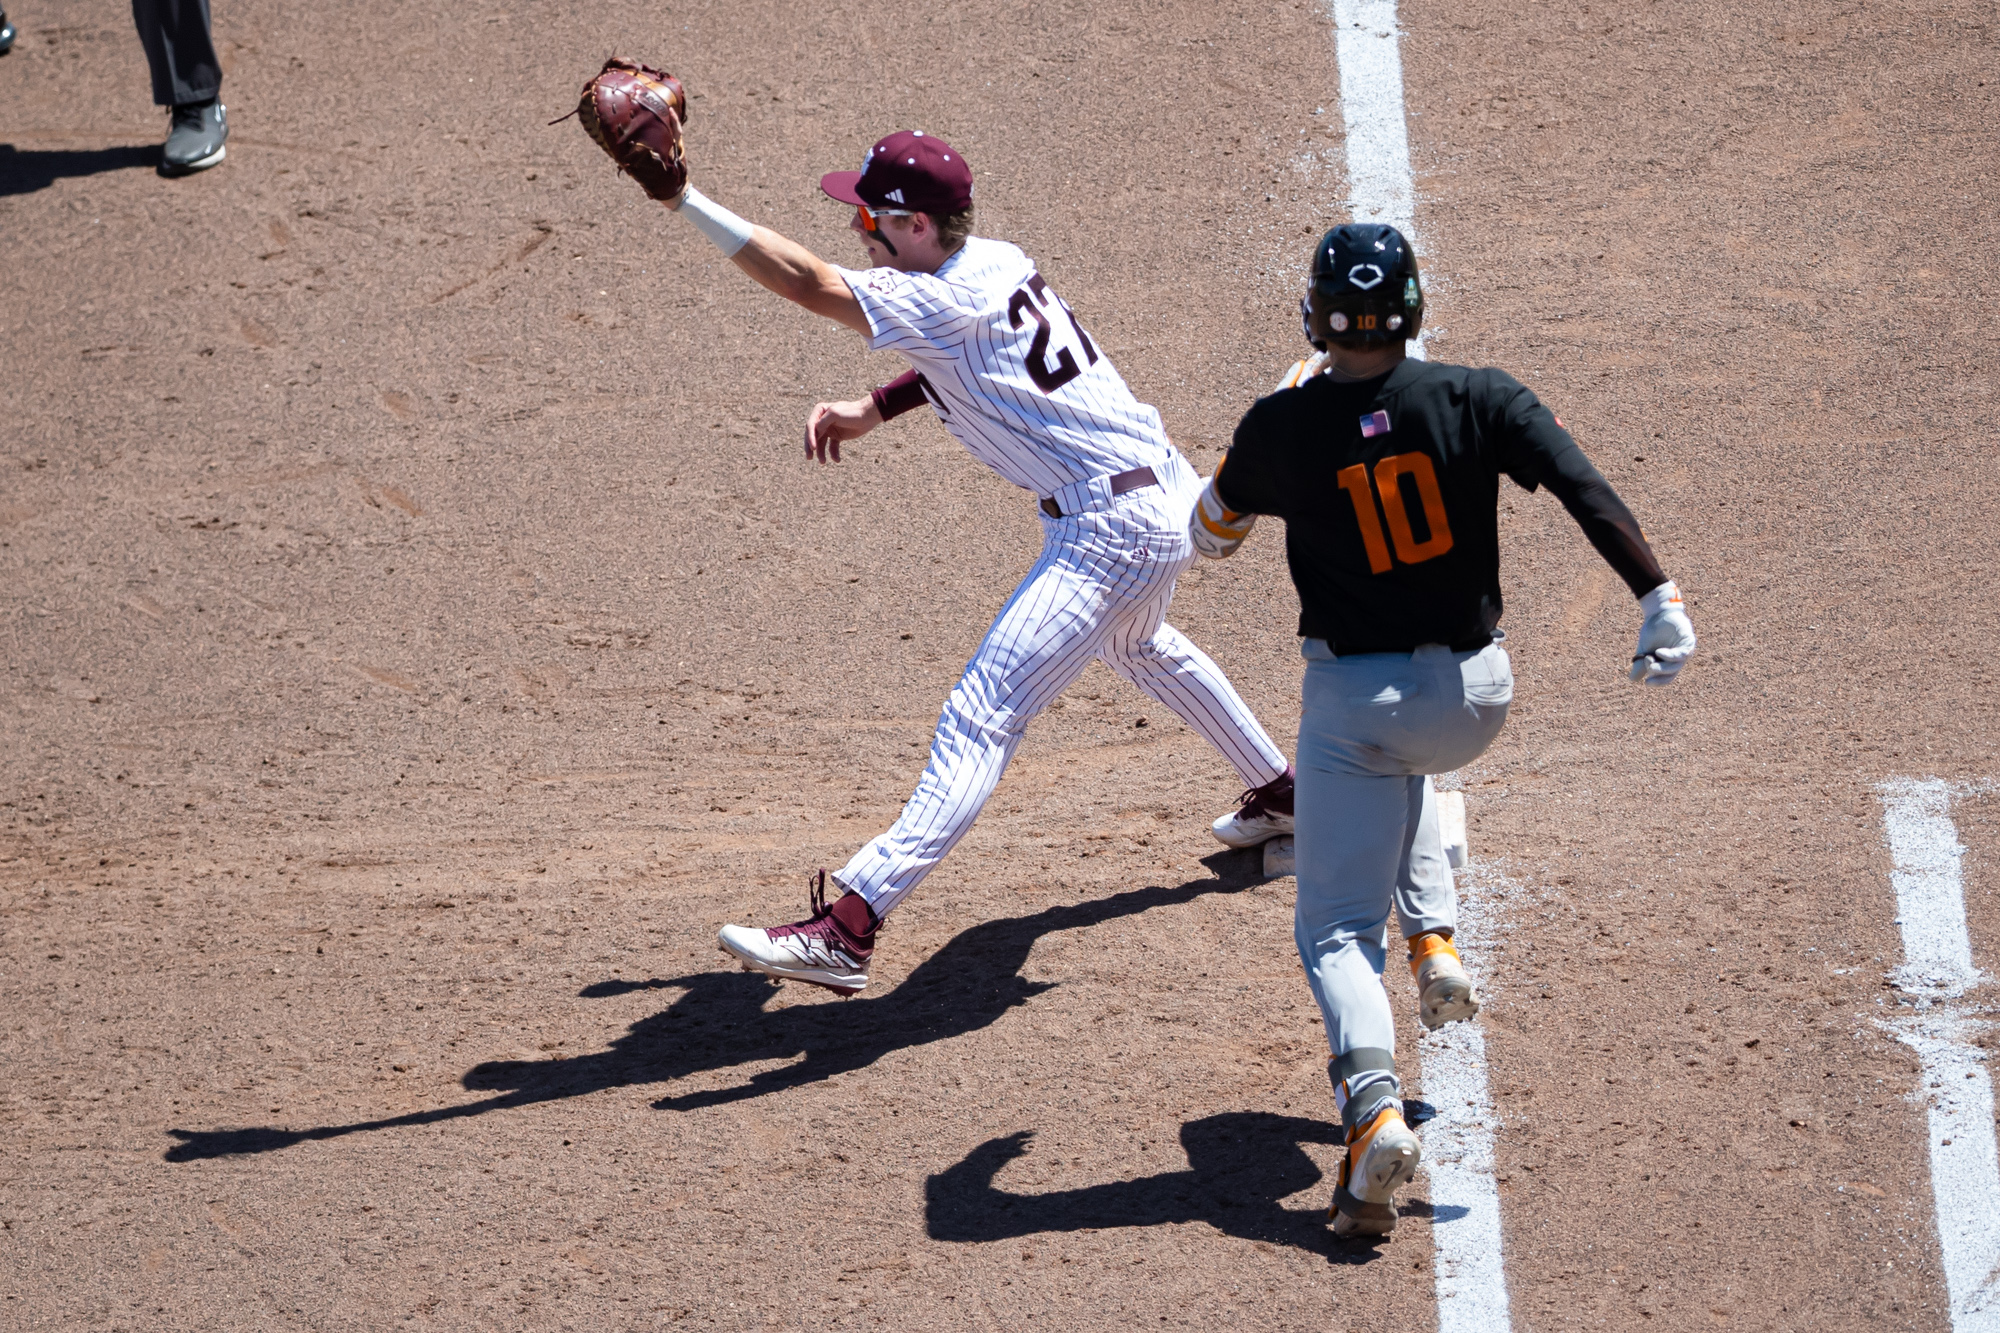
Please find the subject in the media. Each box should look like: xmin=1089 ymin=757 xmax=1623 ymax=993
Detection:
xmin=836 ymin=470 xmax=1289 ymax=917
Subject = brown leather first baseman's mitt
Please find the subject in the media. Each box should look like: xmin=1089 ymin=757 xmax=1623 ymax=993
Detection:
xmin=572 ymin=57 xmax=689 ymax=201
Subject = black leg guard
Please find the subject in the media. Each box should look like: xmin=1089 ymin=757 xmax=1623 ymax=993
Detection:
xmin=1329 ymin=1047 xmax=1399 ymax=1135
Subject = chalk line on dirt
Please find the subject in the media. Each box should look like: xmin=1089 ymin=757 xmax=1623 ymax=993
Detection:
xmin=1880 ymin=778 xmax=1986 ymax=999
xmin=1331 ymin=0 xmax=1416 ymax=241
xmin=1877 ymin=779 xmax=2000 ymax=1331
xmin=1416 ymin=964 xmax=1510 ymax=1331
xmin=1330 ymin=0 xmax=1431 ymax=367
xmin=1329 ymin=2 xmax=1509 ymax=1325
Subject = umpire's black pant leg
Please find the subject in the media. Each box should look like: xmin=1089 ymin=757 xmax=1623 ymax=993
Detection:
xmin=132 ymin=0 xmax=220 ymax=106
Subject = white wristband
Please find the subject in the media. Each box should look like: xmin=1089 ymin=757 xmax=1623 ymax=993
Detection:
xmin=1638 ymin=580 xmax=1682 ymax=616
xmin=674 ymin=185 xmax=753 ymax=258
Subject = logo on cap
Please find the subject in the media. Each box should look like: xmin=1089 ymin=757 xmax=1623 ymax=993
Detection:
xmin=1348 ymin=264 xmax=1386 ymax=290
xmin=824 ymin=130 xmax=974 ymax=215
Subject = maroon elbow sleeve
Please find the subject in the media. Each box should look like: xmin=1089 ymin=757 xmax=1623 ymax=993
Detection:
xmin=871 ymin=370 xmax=929 ymax=421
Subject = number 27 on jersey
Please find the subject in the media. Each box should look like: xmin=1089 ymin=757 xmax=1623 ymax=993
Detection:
xmin=1008 ymin=274 xmax=1098 ymax=395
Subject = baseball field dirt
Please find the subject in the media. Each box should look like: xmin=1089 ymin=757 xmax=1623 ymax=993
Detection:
xmin=4 ymin=0 xmax=1997 ymax=1328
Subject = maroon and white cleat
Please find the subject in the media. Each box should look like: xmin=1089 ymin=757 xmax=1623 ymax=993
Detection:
xmin=1211 ymin=767 xmax=1296 ymax=848
xmin=718 ymin=870 xmax=877 ymax=995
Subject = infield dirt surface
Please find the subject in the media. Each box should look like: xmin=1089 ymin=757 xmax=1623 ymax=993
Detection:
xmin=4 ymin=0 xmax=1998 ymax=1329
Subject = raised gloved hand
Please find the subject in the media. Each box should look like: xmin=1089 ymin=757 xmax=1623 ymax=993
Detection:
xmin=1630 ymin=580 xmax=1696 ymax=685
xmin=571 ymin=57 xmax=690 ymax=203
xmin=1273 ymin=350 xmax=1331 ymax=392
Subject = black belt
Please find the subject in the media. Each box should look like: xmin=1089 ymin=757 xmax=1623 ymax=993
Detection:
xmin=1039 ymin=465 xmax=1159 ymax=519
xmin=1329 ymin=632 xmax=1496 ymax=656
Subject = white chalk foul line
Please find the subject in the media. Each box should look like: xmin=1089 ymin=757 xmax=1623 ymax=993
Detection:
xmin=1326 ymin=3 xmax=1512 ymax=1323
xmin=1331 ymin=0 xmax=1416 ymax=239
xmin=1414 ymin=859 xmax=1515 ymax=1333
xmin=1417 ymin=1004 xmax=1511 ymax=1331
xmin=1330 ymin=0 xmax=1430 ymax=368
xmin=1881 ymin=778 xmax=1987 ymax=999
xmin=1877 ymin=779 xmax=2000 ymax=1331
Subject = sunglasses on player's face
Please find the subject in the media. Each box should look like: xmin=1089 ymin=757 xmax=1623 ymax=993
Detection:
xmin=856 ymin=203 xmax=916 ymax=232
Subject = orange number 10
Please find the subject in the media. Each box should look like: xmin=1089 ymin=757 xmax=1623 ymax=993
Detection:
xmin=1336 ymin=452 xmax=1455 ymax=574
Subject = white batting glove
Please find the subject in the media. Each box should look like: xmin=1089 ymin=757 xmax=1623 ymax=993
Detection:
xmin=1189 ymin=477 xmax=1256 ymax=559
xmin=1630 ymin=581 xmax=1696 ymax=685
xmin=1273 ymin=351 xmax=1330 ymax=392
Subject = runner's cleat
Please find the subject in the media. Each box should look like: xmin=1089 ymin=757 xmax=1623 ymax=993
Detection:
xmin=1408 ymin=930 xmax=1480 ymax=1030
xmin=1329 ymin=1104 xmax=1421 ymax=1237
xmin=1211 ymin=766 xmax=1295 ymax=848
xmin=718 ymin=869 xmax=876 ymax=995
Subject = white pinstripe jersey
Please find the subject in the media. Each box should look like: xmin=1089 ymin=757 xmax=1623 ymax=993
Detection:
xmin=837 ymin=238 xmax=1176 ymax=498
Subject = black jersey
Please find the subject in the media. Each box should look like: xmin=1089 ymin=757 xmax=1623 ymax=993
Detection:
xmin=1214 ymin=358 xmax=1665 ymax=653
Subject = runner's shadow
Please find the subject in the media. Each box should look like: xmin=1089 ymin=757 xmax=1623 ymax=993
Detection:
xmin=924 ymin=1113 xmax=1392 ymax=1262
xmin=165 ymin=850 xmax=1268 ymax=1161
xmin=0 ymin=143 xmax=157 ymax=196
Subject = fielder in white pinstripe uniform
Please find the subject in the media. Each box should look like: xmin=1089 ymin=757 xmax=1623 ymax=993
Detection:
xmin=640 ymin=129 xmax=1295 ymax=993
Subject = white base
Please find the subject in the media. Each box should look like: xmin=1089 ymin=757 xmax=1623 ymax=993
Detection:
xmin=1437 ymin=789 xmax=1470 ymax=869
xmin=1263 ymin=836 xmax=1295 ymax=879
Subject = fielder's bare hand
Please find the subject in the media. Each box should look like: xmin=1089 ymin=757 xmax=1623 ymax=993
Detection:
xmin=805 ymin=397 xmax=881 ymax=464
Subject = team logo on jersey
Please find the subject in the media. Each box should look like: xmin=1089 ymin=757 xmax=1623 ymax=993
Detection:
xmin=1348 ymin=263 xmax=1386 ymax=290
xmin=1359 ymin=409 xmax=1392 ymax=438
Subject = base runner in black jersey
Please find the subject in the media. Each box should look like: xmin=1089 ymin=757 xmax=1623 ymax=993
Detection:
xmin=1189 ymin=223 xmax=1697 ymax=1238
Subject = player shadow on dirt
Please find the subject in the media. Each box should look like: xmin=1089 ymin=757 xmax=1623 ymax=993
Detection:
xmin=0 ymin=143 xmax=158 ymax=196
xmin=164 ymin=849 xmax=1268 ymax=1162
xmin=924 ymin=1117 xmax=1453 ymax=1262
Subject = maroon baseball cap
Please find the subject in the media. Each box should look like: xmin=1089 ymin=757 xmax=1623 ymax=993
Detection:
xmin=820 ymin=130 xmax=974 ymax=214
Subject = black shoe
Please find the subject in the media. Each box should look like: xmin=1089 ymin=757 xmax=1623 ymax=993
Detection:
xmin=160 ymin=99 xmax=227 ymax=176
xmin=0 ymin=10 xmax=17 ymax=55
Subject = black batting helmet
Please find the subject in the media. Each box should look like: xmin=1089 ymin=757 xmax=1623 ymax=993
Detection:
xmin=1301 ymin=223 xmax=1424 ymax=350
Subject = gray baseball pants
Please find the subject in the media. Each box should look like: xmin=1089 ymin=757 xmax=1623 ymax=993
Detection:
xmin=132 ymin=0 xmax=220 ymax=106
xmin=1293 ymin=638 xmax=1512 ymax=1130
